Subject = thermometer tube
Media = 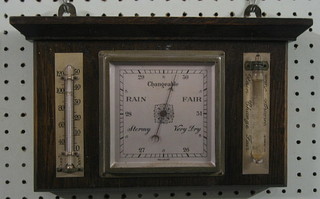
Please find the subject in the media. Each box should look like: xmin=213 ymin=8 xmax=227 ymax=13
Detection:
xmin=250 ymin=70 xmax=265 ymax=163
xmin=63 ymin=65 xmax=76 ymax=171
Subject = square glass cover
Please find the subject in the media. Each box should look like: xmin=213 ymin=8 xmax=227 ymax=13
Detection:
xmin=99 ymin=50 xmax=224 ymax=175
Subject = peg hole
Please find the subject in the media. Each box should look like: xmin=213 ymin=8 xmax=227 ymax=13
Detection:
xmin=22 ymin=146 xmax=27 ymax=151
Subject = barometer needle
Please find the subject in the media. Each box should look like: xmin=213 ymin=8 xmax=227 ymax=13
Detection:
xmin=151 ymin=73 xmax=177 ymax=143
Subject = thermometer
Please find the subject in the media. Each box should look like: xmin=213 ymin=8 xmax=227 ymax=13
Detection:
xmin=62 ymin=65 xmax=77 ymax=172
xmin=55 ymin=53 xmax=84 ymax=177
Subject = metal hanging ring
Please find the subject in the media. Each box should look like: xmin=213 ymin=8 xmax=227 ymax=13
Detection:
xmin=58 ymin=2 xmax=77 ymax=17
xmin=244 ymin=4 xmax=262 ymax=18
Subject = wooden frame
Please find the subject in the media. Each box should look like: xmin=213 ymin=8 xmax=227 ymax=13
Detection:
xmin=10 ymin=17 xmax=312 ymax=191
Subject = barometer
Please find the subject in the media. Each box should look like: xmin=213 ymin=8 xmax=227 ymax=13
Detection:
xmin=9 ymin=16 xmax=312 ymax=189
xmin=100 ymin=51 xmax=225 ymax=174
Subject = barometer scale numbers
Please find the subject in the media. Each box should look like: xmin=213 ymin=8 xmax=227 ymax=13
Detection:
xmin=118 ymin=69 xmax=209 ymax=160
xmin=55 ymin=53 xmax=84 ymax=177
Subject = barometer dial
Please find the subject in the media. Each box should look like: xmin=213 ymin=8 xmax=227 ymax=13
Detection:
xmin=111 ymin=63 xmax=215 ymax=170
xmin=100 ymin=50 xmax=224 ymax=174
xmin=119 ymin=67 xmax=209 ymax=160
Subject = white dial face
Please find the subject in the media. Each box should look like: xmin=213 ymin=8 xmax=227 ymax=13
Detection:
xmin=109 ymin=62 xmax=216 ymax=169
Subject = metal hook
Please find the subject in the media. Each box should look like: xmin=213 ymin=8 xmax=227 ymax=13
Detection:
xmin=244 ymin=0 xmax=262 ymax=18
xmin=58 ymin=1 xmax=77 ymax=17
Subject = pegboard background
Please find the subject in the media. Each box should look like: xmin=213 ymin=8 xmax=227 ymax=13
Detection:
xmin=0 ymin=0 xmax=319 ymax=198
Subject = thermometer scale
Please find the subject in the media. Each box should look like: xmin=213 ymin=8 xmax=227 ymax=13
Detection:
xmin=55 ymin=53 xmax=84 ymax=177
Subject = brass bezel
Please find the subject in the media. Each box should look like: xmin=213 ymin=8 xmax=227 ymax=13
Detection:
xmin=99 ymin=50 xmax=225 ymax=176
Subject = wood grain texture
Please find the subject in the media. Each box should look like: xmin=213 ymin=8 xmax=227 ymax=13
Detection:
xmin=34 ymin=40 xmax=287 ymax=190
xmin=10 ymin=17 xmax=312 ymax=41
